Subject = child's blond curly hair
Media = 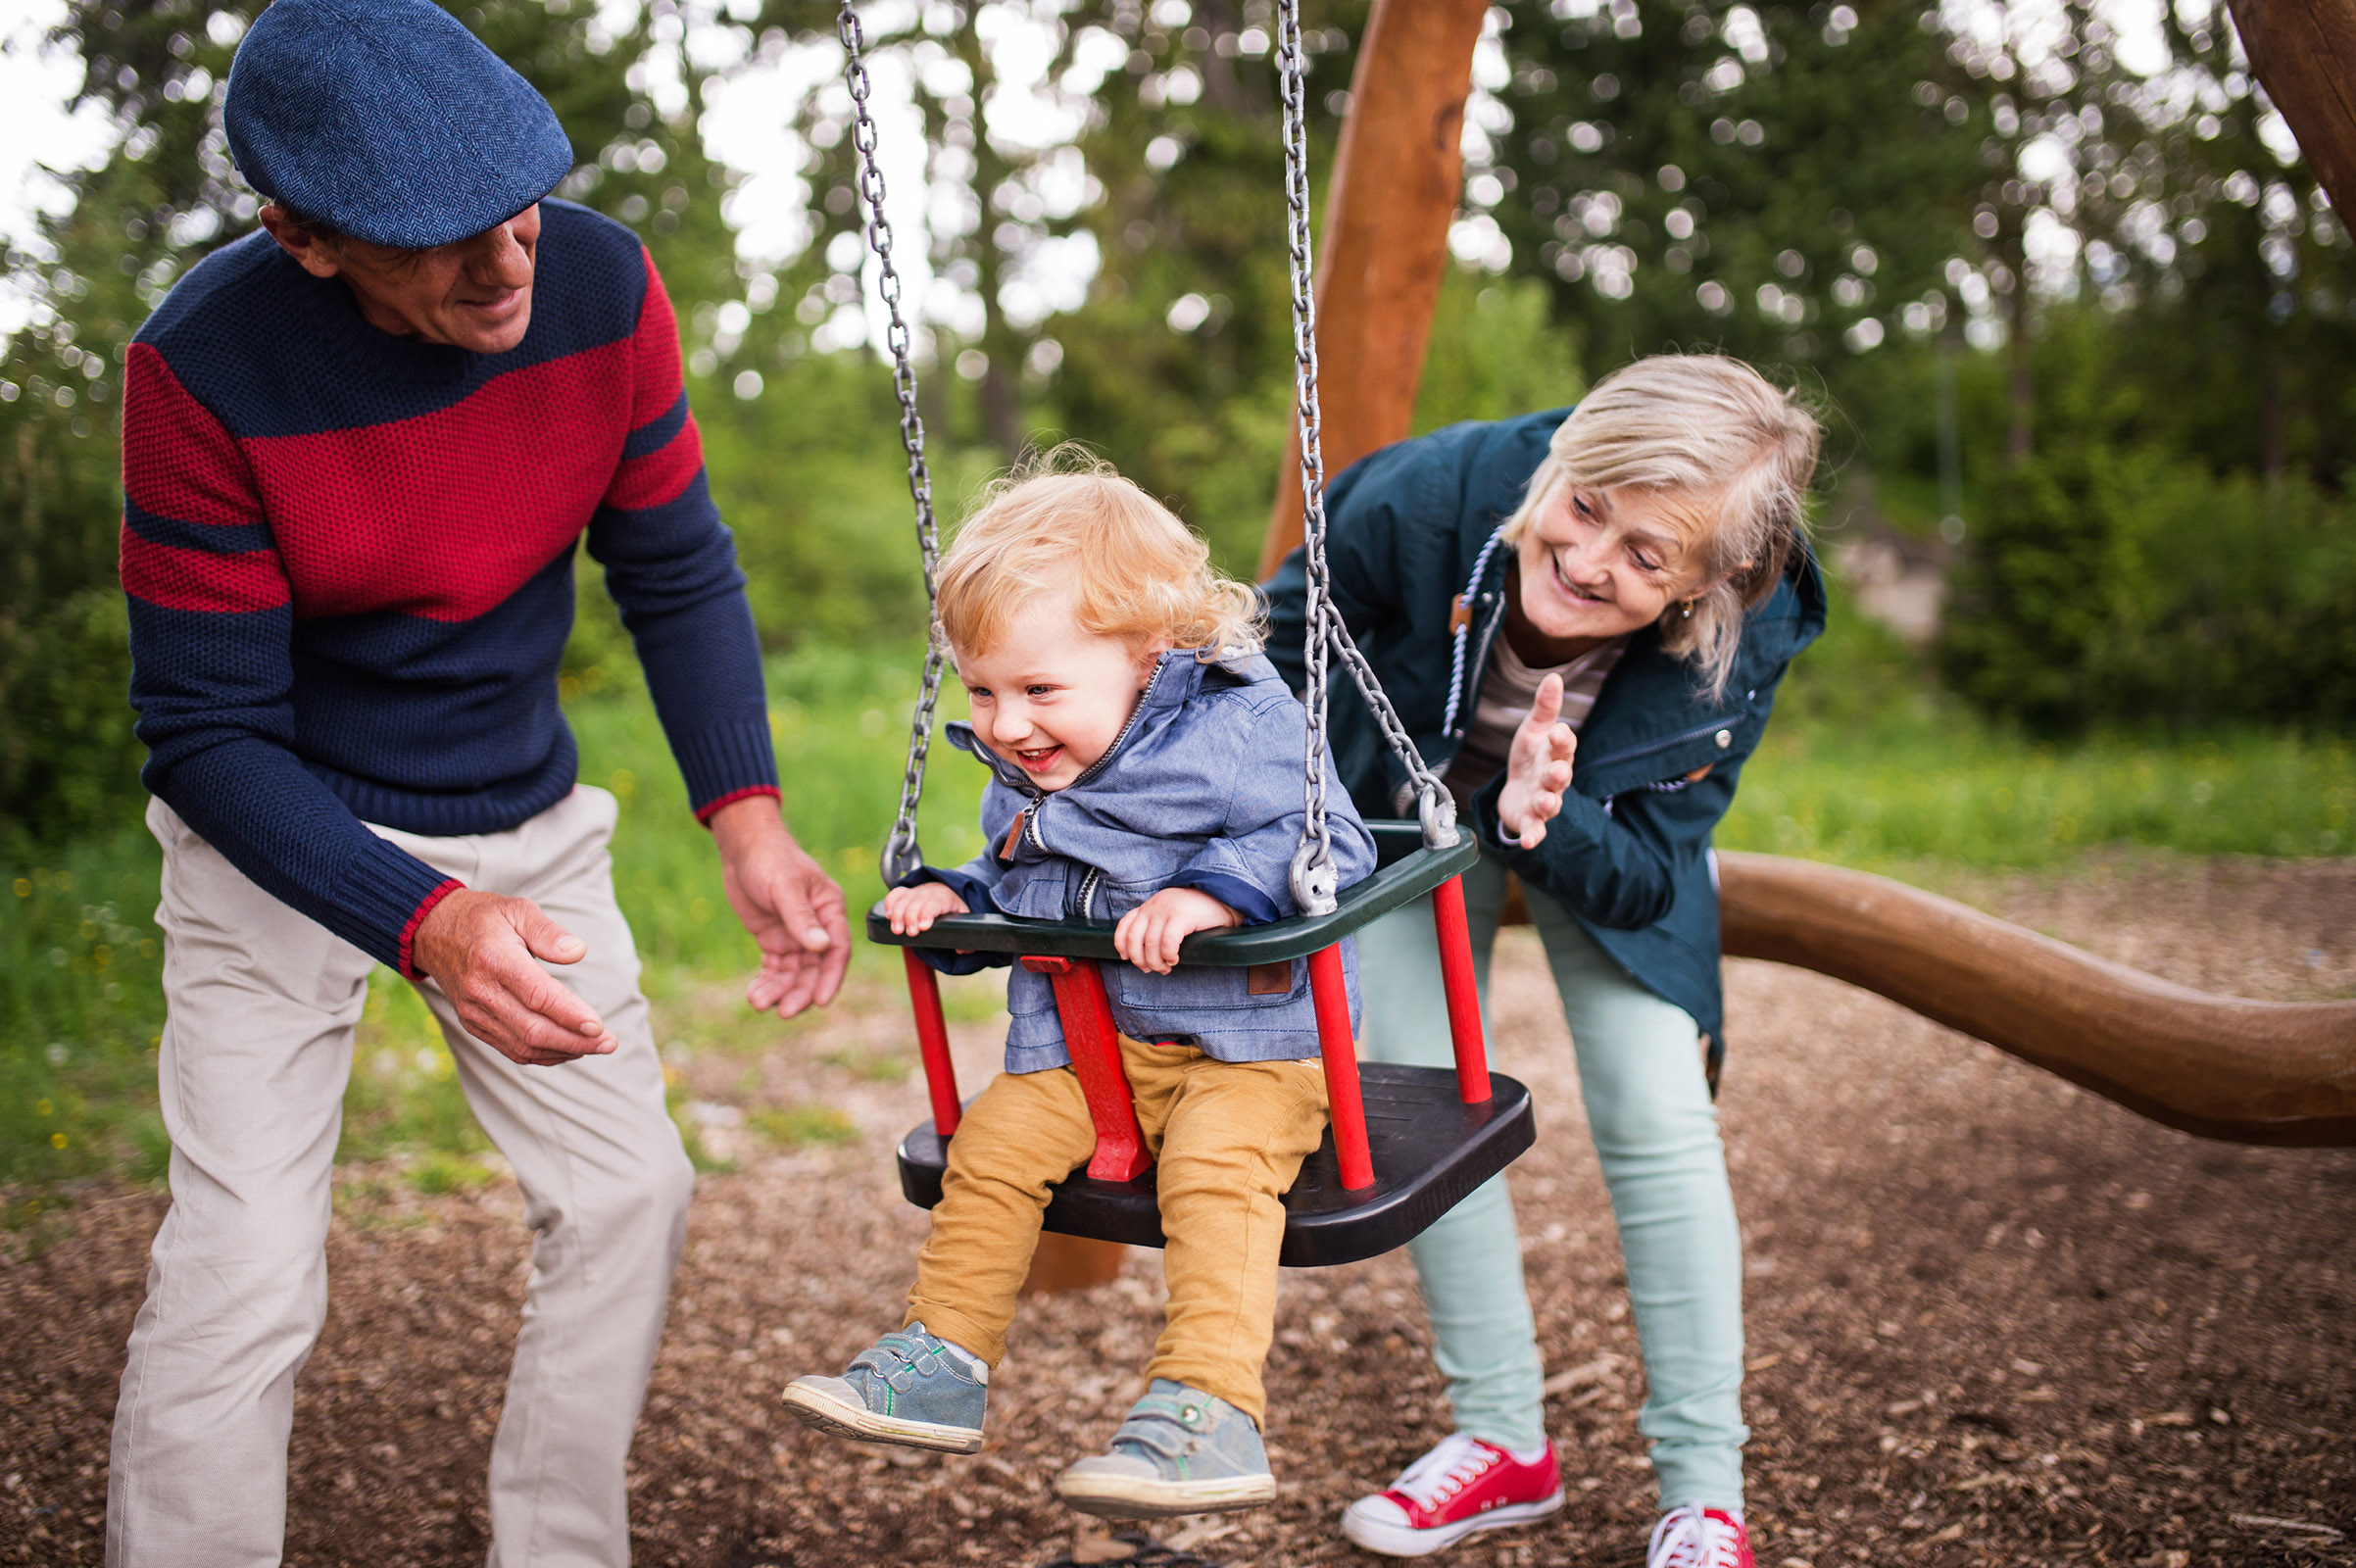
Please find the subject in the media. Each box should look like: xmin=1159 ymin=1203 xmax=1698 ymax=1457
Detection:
xmin=935 ymin=446 xmax=1263 ymax=661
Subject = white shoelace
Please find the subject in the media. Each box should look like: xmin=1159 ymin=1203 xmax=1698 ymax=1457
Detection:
xmin=1389 ymin=1433 xmax=1500 ymax=1509
xmin=1647 ymin=1504 xmax=1744 ymax=1568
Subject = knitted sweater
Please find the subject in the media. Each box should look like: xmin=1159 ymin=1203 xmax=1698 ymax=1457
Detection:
xmin=120 ymin=200 xmax=777 ymax=978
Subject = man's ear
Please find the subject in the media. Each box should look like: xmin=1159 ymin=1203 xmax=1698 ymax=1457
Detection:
xmin=257 ymin=205 xmax=344 ymax=280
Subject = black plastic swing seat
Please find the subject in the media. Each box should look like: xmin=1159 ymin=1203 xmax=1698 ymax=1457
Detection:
xmin=895 ymin=1062 xmax=1534 ymax=1268
xmin=864 ymin=820 xmax=1478 ymax=964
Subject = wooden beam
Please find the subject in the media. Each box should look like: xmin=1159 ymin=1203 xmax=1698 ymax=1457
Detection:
xmin=2228 ymin=0 xmax=2356 ymax=218
xmin=1256 ymin=0 xmax=1491 ymax=582
xmin=1717 ymin=853 xmax=2356 ymax=1147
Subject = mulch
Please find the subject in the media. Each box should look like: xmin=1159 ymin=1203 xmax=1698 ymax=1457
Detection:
xmin=5 ymin=852 xmax=2352 ymax=1567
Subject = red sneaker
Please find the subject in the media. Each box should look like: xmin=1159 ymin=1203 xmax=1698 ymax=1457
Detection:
xmin=1340 ymin=1433 xmax=1564 ymax=1557
xmin=1647 ymin=1505 xmax=1753 ymax=1568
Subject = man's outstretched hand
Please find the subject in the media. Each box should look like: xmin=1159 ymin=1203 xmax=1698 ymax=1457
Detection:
xmin=710 ymin=795 xmax=851 ymax=1018
xmin=412 ymin=890 xmax=620 ymax=1066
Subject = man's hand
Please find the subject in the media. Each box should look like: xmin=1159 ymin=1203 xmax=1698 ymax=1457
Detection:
xmin=883 ymin=880 xmax=969 ymax=937
xmin=710 ymin=795 xmax=851 ymax=1018
xmin=1497 ymin=671 xmax=1577 ymax=849
xmin=1114 ymin=887 xmax=1242 ymax=974
xmin=412 ymin=890 xmax=618 ymax=1067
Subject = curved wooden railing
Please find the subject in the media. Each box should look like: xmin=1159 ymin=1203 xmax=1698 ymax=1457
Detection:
xmin=1717 ymin=853 xmax=2356 ymax=1147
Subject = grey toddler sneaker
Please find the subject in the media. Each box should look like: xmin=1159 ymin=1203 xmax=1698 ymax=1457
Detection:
xmin=1055 ymin=1379 xmax=1277 ymax=1518
xmin=781 ymin=1322 xmax=988 ymax=1454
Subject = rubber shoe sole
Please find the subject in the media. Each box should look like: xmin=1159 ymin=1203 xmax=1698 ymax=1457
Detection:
xmin=781 ymin=1377 xmax=984 ymax=1454
xmin=1341 ymin=1489 xmax=1566 ymax=1557
xmin=1055 ymin=1468 xmax=1277 ymax=1520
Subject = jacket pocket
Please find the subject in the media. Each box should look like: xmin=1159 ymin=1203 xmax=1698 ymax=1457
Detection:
xmin=1106 ymin=957 xmax=1307 ymax=1016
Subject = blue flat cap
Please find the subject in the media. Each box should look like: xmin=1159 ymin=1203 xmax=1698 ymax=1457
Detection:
xmin=224 ymin=0 xmax=575 ymax=250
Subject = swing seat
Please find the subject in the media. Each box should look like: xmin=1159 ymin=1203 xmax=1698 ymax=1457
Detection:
xmin=870 ymin=822 xmax=1537 ymax=1267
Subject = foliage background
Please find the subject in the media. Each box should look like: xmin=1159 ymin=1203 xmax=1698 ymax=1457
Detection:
xmin=1 ymin=0 xmax=2349 ymax=1198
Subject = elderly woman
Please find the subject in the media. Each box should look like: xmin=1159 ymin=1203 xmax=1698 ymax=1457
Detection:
xmin=1264 ymin=355 xmax=1825 ymax=1568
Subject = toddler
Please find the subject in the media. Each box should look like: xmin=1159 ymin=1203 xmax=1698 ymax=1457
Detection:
xmin=783 ymin=458 xmax=1376 ymax=1519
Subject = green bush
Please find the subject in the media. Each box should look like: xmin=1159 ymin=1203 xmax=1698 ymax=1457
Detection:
xmin=1942 ymin=443 xmax=2356 ymax=731
xmin=0 ymin=589 xmax=145 ymax=853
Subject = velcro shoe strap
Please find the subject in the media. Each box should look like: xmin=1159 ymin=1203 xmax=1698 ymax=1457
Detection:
xmin=1111 ymin=1396 xmax=1211 ymax=1461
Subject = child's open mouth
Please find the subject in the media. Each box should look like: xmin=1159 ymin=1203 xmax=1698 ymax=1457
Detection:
xmin=1014 ymin=745 xmax=1063 ymax=772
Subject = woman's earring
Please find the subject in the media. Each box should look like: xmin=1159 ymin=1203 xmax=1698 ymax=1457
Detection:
xmin=1679 ymin=598 xmax=1696 ymax=619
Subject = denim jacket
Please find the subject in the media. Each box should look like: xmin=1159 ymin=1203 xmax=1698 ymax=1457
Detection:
xmin=911 ymin=648 xmax=1378 ymax=1075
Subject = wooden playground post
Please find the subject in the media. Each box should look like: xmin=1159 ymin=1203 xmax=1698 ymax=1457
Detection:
xmin=2228 ymin=0 xmax=2356 ymax=219
xmin=1257 ymin=0 xmax=1493 ymax=581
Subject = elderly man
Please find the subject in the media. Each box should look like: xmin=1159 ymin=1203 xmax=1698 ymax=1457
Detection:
xmin=108 ymin=2 xmax=845 ymax=1563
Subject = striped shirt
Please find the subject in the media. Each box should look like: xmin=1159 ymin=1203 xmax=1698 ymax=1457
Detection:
xmin=1443 ymin=630 xmax=1628 ymax=812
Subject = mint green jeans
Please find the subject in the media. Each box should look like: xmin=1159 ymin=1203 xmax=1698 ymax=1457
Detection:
xmin=1359 ymin=851 xmax=1747 ymax=1512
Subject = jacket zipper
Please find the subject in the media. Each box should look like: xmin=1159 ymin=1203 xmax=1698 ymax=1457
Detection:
xmin=1044 ymin=658 xmax=1168 ymax=919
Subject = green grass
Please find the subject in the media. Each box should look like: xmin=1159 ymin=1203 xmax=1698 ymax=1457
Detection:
xmin=5 ymin=629 xmax=2350 ymax=1208
xmin=1719 ymin=602 xmax=2356 ymax=873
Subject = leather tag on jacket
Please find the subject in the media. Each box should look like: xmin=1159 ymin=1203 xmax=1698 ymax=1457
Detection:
xmin=1247 ymin=960 xmax=1293 ymax=997
xmin=1000 ymin=814 xmax=1026 ymax=861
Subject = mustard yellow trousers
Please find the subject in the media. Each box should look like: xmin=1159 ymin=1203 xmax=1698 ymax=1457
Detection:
xmin=905 ymin=1038 xmax=1328 ymax=1423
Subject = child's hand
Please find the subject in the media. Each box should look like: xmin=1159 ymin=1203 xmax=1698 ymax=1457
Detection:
xmin=1497 ymin=671 xmax=1577 ymax=849
xmin=883 ymin=881 xmax=969 ymax=936
xmin=1114 ymin=887 xmax=1242 ymax=974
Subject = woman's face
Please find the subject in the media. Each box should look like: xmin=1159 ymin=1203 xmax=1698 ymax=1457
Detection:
xmin=1513 ymin=480 xmax=1707 ymax=645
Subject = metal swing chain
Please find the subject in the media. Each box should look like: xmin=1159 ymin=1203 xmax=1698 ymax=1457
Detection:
xmin=1276 ymin=0 xmax=1456 ymax=924
xmin=839 ymin=1 xmax=947 ymax=888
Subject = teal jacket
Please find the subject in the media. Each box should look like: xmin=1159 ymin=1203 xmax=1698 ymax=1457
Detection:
xmin=1263 ymin=409 xmax=1827 ymax=1062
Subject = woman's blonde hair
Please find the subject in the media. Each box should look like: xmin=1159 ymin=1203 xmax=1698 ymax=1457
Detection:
xmin=935 ymin=446 xmax=1263 ymax=661
xmin=1501 ymin=354 xmax=1821 ymax=700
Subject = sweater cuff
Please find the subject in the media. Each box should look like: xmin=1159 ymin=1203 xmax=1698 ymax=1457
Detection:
xmin=672 ymin=717 xmax=781 ymax=821
xmin=397 ymin=879 xmax=467 ymax=980
xmin=330 ymin=834 xmax=471 ymax=975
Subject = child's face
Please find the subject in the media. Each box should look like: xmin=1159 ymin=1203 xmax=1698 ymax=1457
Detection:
xmin=954 ymin=590 xmax=1160 ymax=793
xmin=1515 ymin=481 xmax=1710 ymax=645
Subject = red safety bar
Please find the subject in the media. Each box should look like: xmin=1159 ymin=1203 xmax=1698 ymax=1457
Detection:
xmin=1019 ymin=956 xmax=1153 ymax=1182
xmin=908 ymin=870 xmax=1494 ymax=1200
xmin=904 ymin=949 xmax=961 ymax=1137
xmin=1431 ymin=875 xmax=1491 ymax=1103
xmin=1306 ymin=943 xmax=1375 ymax=1190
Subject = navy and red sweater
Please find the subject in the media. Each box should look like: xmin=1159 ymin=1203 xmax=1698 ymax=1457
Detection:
xmin=121 ymin=200 xmax=777 ymax=977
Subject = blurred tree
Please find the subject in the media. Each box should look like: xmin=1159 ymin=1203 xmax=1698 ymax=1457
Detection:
xmin=0 ymin=0 xmax=760 ymax=842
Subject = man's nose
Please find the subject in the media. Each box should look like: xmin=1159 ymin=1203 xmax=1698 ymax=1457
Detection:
xmin=468 ymin=221 xmax=533 ymax=288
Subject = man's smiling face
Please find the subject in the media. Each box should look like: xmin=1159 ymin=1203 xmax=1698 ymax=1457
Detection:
xmin=261 ymin=200 xmax=542 ymax=355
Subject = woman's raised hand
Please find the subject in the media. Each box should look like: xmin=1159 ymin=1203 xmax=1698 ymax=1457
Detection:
xmin=1496 ymin=671 xmax=1577 ymax=849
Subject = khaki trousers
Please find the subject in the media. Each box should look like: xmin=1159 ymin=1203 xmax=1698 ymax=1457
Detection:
xmin=904 ymin=1036 xmax=1328 ymax=1424
xmin=109 ymin=788 xmax=694 ymax=1568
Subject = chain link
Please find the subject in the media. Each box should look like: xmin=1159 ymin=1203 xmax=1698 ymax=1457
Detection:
xmin=840 ymin=2 xmax=946 ymax=888
xmin=1276 ymin=0 xmax=1455 ymax=922
xmin=851 ymin=0 xmax=1454 ymax=908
